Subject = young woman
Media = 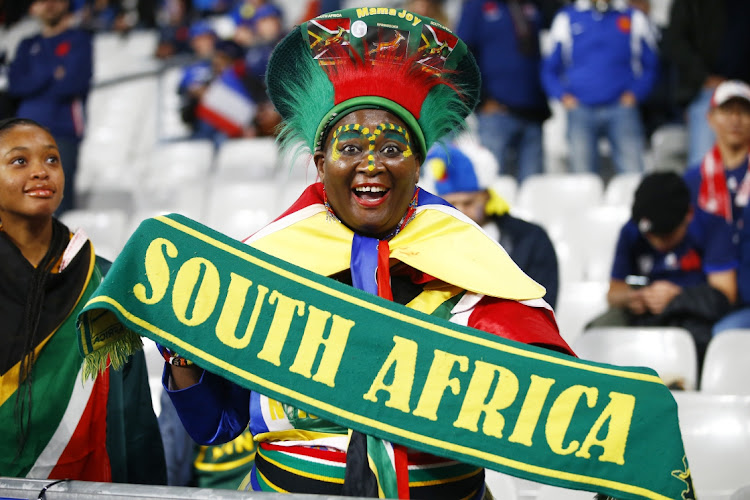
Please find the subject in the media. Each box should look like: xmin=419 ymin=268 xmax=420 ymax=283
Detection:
xmin=162 ymin=8 xmax=572 ymax=498
xmin=0 ymin=118 xmax=166 ymax=483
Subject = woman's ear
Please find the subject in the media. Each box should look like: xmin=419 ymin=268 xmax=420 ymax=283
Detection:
xmin=314 ymin=151 xmax=326 ymax=182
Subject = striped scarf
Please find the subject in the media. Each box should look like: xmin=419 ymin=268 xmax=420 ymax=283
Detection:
xmin=698 ymin=145 xmax=750 ymax=223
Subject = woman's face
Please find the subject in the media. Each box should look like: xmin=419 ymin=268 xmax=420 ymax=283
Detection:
xmin=0 ymin=124 xmax=64 ymax=221
xmin=314 ymin=109 xmax=420 ymax=238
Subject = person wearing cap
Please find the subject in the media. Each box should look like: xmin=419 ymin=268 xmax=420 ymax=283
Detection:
xmin=425 ymin=141 xmax=559 ymax=308
xmin=683 ymin=79 xmax=750 ymax=335
xmin=662 ymin=0 xmax=750 ymax=167
xmin=592 ymin=171 xmax=737 ymax=368
xmin=541 ymin=0 xmax=659 ymax=176
xmin=162 ymin=7 xmax=572 ymax=497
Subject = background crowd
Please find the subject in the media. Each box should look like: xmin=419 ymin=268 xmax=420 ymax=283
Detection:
xmin=1 ymin=0 xmax=750 ymax=497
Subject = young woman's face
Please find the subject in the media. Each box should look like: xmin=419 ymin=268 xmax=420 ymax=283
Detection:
xmin=314 ymin=109 xmax=420 ymax=238
xmin=0 ymin=124 xmax=64 ymax=221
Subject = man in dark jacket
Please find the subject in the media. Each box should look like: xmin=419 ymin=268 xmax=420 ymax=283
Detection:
xmin=594 ymin=172 xmax=738 ymax=368
xmin=425 ymin=141 xmax=559 ymax=309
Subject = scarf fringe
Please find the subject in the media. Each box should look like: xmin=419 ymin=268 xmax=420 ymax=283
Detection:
xmin=82 ymin=329 xmax=143 ymax=381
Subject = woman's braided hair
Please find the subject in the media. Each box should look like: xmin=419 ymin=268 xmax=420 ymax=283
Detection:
xmin=0 ymin=117 xmax=70 ymax=455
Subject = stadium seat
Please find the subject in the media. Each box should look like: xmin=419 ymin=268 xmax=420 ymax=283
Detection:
xmin=542 ymin=99 xmax=569 ymax=174
xmin=603 ymin=172 xmax=642 ymax=208
xmin=215 ymin=137 xmax=279 ymax=180
xmin=554 ymin=281 xmax=609 ymax=346
xmin=732 ymin=485 xmax=750 ymax=500
xmin=574 ymin=327 xmax=699 ymax=390
xmin=133 ymin=179 xmax=208 ymax=222
xmin=551 ymin=237 xmax=586 ymax=286
xmin=204 ymin=180 xmax=281 ymax=240
xmin=579 ymin=205 xmax=630 ymax=281
xmin=492 ymin=175 xmax=519 ymax=206
xmin=671 ymin=391 xmax=750 ymax=498
xmin=484 ymin=471 xmax=519 ymax=500
xmin=536 ymin=485 xmax=598 ymax=500
xmin=59 ymin=209 xmax=128 ymax=260
xmin=143 ymin=139 xmax=215 ymax=183
xmin=157 ymin=65 xmax=192 ymax=141
xmin=651 ymin=124 xmax=688 ymax=173
xmin=516 ymin=173 xmax=604 ymax=231
xmin=700 ymin=329 xmax=750 ymax=395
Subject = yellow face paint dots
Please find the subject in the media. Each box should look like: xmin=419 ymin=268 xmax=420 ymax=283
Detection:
xmin=331 ymin=122 xmax=413 ymax=170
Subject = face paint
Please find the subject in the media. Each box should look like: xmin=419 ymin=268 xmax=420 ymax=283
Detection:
xmin=330 ymin=122 xmax=413 ymax=169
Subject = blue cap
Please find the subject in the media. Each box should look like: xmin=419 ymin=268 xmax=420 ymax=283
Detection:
xmin=235 ymin=3 xmax=283 ymax=27
xmin=426 ymin=144 xmax=484 ymax=195
xmin=189 ymin=20 xmax=216 ymax=39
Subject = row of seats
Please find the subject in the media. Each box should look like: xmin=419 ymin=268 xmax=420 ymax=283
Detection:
xmin=485 ymin=387 xmax=750 ymax=500
xmin=574 ymin=327 xmax=750 ymax=394
xmin=479 ymin=329 xmax=750 ymax=500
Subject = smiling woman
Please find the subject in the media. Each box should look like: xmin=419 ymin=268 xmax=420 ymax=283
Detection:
xmin=162 ymin=7 xmax=573 ymax=499
xmin=0 ymin=118 xmax=166 ymax=483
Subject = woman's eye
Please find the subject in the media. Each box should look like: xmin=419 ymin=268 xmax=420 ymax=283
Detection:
xmin=10 ymin=157 xmax=27 ymax=166
xmin=341 ymin=144 xmax=360 ymax=154
xmin=381 ymin=144 xmax=401 ymax=156
xmin=46 ymin=155 xmax=60 ymax=165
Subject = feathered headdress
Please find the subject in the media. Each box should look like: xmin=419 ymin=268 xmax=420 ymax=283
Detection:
xmin=265 ymin=7 xmax=481 ymax=160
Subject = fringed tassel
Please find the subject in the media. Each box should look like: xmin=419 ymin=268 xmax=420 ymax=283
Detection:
xmin=82 ymin=329 xmax=143 ymax=381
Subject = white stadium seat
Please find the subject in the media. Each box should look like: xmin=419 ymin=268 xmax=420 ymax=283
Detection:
xmin=574 ymin=327 xmax=699 ymax=390
xmin=215 ymin=137 xmax=280 ymax=180
xmin=604 ymin=172 xmax=642 ymax=208
xmin=516 ymin=173 xmax=604 ymax=231
xmin=554 ymin=281 xmax=609 ymax=346
xmin=671 ymin=392 xmax=750 ymax=499
xmin=701 ymin=329 xmax=750 ymax=395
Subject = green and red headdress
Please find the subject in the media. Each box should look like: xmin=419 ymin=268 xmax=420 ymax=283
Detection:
xmin=265 ymin=7 xmax=481 ymax=160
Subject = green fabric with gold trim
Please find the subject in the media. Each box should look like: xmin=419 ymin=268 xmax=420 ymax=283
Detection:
xmin=77 ymin=214 xmax=695 ymax=500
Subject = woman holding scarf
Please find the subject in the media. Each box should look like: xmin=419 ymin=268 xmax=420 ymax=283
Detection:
xmin=0 ymin=118 xmax=166 ymax=483
xmin=163 ymin=8 xmax=572 ymax=498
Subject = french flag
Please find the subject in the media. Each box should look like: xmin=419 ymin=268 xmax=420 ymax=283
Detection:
xmin=196 ymin=66 xmax=257 ymax=137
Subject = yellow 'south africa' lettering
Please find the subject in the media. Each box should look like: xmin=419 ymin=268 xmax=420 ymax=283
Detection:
xmin=133 ymin=237 xmax=354 ymax=388
xmin=363 ymin=336 xmax=634 ymax=465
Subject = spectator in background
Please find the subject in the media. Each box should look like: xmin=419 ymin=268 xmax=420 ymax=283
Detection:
xmin=233 ymin=3 xmax=282 ymax=78
xmin=230 ymin=0 xmax=279 ymax=28
xmin=154 ymin=0 xmax=194 ymax=59
xmin=589 ymin=172 xmax=737 ymax=369
xmin=542 ymin=0 xmax=658 ymax=177
xmin=425 ymin=140 xmax=560 ymax=308
xmin=177 ymin=20 xmax=218 ymax=139
xmin=457 ymin=0 xmax=554 ymax=183
xmin=190 ymin=38 xmax=277 ymax=144
xmin=8 ymin=0 xmax=93 ymax=215
xmin=683 ymin=80 xmax=750 ymax=335
xmin=233 ymin=3 xmax=283 ymax=137
xmin=662 ymin=0 xmax=750 ymax=167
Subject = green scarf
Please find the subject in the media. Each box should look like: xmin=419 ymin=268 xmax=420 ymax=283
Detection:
xmin=78 ymin=214 xmax=695 ymax=500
